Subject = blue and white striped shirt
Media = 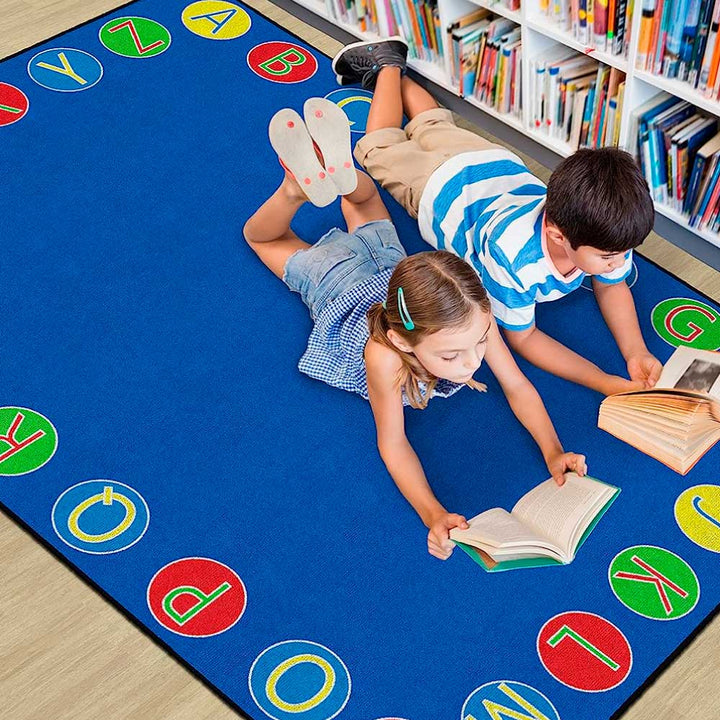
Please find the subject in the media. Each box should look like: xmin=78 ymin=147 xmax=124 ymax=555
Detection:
xmin=298 ymin=268 xmax=464 ymax=405
xmin=417 ymin=149 xmax=632 ymax=331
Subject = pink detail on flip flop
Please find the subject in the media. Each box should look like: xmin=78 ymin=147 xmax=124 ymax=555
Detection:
xmin=344 ymin=161 xmax=351 ymax=168
xmin=315 ymin=110 xmax=323 ymax=117
xmin=319 ymin=172 xmax=326 ymax=179
xmin=287 ymin=120 xmax=294 ymax=128
xmin=328 ymin=166 xmax=335 ymax=173
xmin=304 ymin=178 xmax=311 ymax=185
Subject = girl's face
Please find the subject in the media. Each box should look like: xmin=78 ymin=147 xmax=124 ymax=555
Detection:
xmin=410 ymin=306 xmax=492 ymax=384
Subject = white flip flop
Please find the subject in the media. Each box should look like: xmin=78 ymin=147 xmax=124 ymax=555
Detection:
xmin=303 ymin=97 xmax=358 ymax=196
xmin=268 ymin=107 xmax=338 ymax=208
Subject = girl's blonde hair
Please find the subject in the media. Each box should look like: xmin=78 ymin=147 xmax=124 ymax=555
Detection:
xmin=367 ymin=250 xmax=491 ymax=409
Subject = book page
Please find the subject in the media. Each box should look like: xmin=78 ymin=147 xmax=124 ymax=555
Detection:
xmin=449 ymin=508 xmax=549 ymax=549
xmin=511 ymin=474 xmax=615 ymax=560
xmin=657 ymin=346 xmax=720 ymax=400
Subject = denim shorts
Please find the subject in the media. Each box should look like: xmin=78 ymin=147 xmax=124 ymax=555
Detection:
xmin=283 ymin=219 xmax=406 ymax=319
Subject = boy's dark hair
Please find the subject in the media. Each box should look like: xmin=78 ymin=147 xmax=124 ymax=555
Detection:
xmin=545 ymin=148 xmax=655 ymax=252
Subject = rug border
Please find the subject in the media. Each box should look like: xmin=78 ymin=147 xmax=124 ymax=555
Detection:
xmin=1 ymin=2 xmax=719 ymax=719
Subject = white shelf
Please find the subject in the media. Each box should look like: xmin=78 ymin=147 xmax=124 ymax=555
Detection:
xmin=654 ymin=203 xmax=720 ymax=250
xmin=468 ymin=0 xmax=522 ymax=24
xmin=288 ymin=0 xmax=720 ymax=252
xmin=525 ymin=16 xmax=628 ymax=72
xmin=465 ymin=94 xmax=525 ymax=131
xmin=633 ymin=70 xmax=720 ymax=118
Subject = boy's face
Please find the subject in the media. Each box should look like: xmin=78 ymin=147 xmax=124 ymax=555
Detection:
xmin=566 ymin=245 xmax=629 ymax=275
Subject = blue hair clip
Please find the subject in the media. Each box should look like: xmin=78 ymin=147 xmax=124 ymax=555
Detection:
xmin=397 ymin=287 xmax=415 ymax=331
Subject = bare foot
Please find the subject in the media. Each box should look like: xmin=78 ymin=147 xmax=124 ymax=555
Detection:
xmin=280 ymin=170 xmax=308 ymax=203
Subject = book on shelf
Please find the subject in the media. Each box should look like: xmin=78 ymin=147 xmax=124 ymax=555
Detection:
xmin=449 ymin=473 xmax=620 ymax=571
xmin=599 ymin=346 xmax=720 ymax=474
xmin=448 ymin=10 xmax=521 ymax=115
xmin=631 ymin=90 xmax=719 ymax=230
xmin=530 ymin=49 xmax=624 ymax=149
xmin=539 ymin=0 xmax=630 ymax=55
xmin=636 ymin=0 xmax=720 ymax=97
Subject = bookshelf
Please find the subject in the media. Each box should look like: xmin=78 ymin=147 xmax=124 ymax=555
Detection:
xmin=285 ymin=0 xmax=720 ymax=252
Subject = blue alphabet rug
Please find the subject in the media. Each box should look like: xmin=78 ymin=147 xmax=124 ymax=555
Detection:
xmin=1 ymin=1 xmax=720 ymax=719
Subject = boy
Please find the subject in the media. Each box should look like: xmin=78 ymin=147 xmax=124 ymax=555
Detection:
xmin=332 ymin=38 xmax=662 ymax=396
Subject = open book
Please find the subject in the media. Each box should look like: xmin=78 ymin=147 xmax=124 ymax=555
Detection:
xmin=598 ymin=346 xmax=720 ymax=474
xmin=449 ymin=474 xmax=619 ymax=572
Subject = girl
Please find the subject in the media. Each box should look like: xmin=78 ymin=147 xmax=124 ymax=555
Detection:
xmin=244 ymin=98 xmax=586 ymax=560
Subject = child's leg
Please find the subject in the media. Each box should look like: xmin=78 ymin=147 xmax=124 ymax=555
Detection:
xmin=399 ymin=75 xmax=503 ymax=154
xmin=243 ymin=172 xmax=310 ymax=279
xmin=354 ymin=67 xmax=448 ymax=218
xmin=340 ymin=169 xmax=391 ymax=233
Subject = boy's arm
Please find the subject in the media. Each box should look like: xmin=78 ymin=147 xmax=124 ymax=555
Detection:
xmin=364 ymin=340 xmax=468 ymax=559
xmin=591 ymin=277 xmax=662 ymax=388
xmin=503 ymin=323 xmax=645 ymax=396
xmin=484 ymin=320 xmax=587 ymax=483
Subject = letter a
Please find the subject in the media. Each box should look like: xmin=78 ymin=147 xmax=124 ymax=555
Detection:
xmin=190 ymin=9 xmax=237 ymax=34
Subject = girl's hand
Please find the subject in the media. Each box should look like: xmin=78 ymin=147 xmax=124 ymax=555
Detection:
xmin=427 ymin=513 xmax=468 ymax=560
xmin=545 ymin=452 xmax=587 ymax=486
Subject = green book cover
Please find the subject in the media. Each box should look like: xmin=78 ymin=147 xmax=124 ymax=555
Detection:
xmin=452 ymin=476 xmax=620 ymax=572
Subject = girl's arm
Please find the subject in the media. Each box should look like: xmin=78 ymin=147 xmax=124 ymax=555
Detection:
xmin=483 ymin=319 xmax=587 ymax=484
xmin=364 ymin=339 xmax=468 ymax=559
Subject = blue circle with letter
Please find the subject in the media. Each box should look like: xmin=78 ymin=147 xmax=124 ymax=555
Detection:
xmin=52 ymin=479 xmax=150 ymax=553
xmin=248 ymin=640 xmax=350 ymax=720
xmin=324 ymin=88 xmax=375 ymax=134
xmin=28 ymin=48 xmax=103 ymax=92
xmin=462 ymin=680 xmax=560 ymax=720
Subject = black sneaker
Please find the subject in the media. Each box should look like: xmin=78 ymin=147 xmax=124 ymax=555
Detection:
xmin=331 ymin=36 xmax=408 ymax=90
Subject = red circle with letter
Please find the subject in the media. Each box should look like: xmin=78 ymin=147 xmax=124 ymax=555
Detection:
xmin=537 ymin=611 xmax=632 ymax=692
xmin=0 ymin=83 xmax=29 ymax=126
xmin=147 ymin=556 xmax=246 ymax=636
xmin=247 ymin=41 xmax=317 ymax=83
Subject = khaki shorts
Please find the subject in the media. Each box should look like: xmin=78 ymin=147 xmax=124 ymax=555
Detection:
xmin=353 ymin=108 xmax=502 ymax=218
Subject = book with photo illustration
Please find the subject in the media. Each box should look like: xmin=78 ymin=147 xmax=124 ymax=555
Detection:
xmin=449 ymin=473 xmax=620 ymax=572
xmin=599 ymin=346 xmax=720 ymax=474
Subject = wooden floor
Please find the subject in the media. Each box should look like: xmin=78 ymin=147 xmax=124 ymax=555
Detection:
xmin=1 ymin=2 xmax=719 ymax=719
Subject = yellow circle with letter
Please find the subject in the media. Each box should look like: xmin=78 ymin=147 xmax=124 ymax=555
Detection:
xmin=182 ymin=1 xmax=251 ymax=40
xmin=675 ymin=485 xmax=720 ymax=552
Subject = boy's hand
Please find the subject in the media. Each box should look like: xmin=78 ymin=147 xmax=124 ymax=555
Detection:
xmin=427 ymin=512 xmax=468 ymax=560
xmin=627 ymin=352 xmax=662 ymax=389
xmin=545 ymin=451 xmax=587 ymax=486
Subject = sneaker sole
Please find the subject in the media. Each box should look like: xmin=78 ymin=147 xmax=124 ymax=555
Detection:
xmin=303 ymin=98 xmax=357 ymax=196
xmin=330 ymin=35 xmax=408 ymax=78
xmin=268 ymin=108 xmax=338 ymax=208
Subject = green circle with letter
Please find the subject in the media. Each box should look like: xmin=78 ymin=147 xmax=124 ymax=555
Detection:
xmin=609 ymin=545 xmax=699 ymax=620
xmin=99 ymin=17 xmax=171 ymax=58
xmin=651 ymin=298 xmax=720 ymax=350
xmin=0 ymin=407 xmax=58 ymax=475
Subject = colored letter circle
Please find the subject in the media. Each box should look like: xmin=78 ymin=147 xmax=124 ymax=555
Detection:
xmin=609 ymin=545 xmax=699 ymax=620
xmin=675 ymin=485 xmax=720 ymax=552
xmin=462 ymin=680 xmax=560 ymax=720
xmin=99 ymin=17 xmax=171 ymax=58
xmin=28 ymin=48 xmax=103 ymax=92
xmin=247 ymin=42 xmax=318 ymax=83
xmin=0 ymin=407 xmax=57 ymax=475
xmin=182 ymin=1 xmax=252 ymax=39
xmin=651 ymin=298 xmax=720 ymax=350
xmin=147 ymin=557 xmax=246 ymax=636
xmin=249 ymin=640 xmax=350 ymax=720
xmin=0 ymin=84 xmax=29 ymax=126
xmin=537 ymin=611 xmax=632 ymax=692
xmin=323 ymin=89 xmax=374 ymax=134
xmin=52 ymin=480 xmax=149 ymax=554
